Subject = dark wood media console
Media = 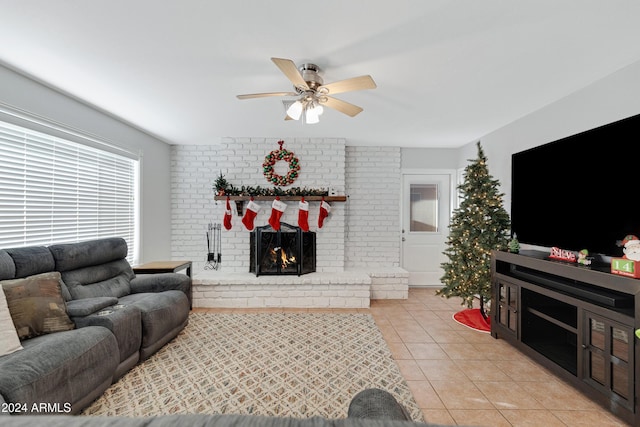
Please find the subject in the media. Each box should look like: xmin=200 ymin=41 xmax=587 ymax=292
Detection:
xmin=491 ymin=250 xmax=640 ymax=425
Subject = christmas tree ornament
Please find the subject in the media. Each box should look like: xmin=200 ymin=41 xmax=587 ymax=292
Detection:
xmin=223 ymin=196 xmax=233 ymax=230
xmin=298 ymin=197 xmax=310 ymax=232
xmin=241 ymin=197 xmax=261 ymax=231
xmin=268 ymin=196 xmax=287 ymax=231
xmin=318 ymin=197 xmax=332 ymax=228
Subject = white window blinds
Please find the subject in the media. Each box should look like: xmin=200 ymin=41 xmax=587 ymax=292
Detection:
xmin=0 ymin=120 xmax=138 ymax=260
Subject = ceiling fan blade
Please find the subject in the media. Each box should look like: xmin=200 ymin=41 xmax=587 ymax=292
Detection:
xmin=271 ymin=57 xmax=309 ymax=91
xmin=321 ymin=96 xmax=364 ymax=117
xmin=237 ymin=92 xmax=297 ymax=100
xmin=319 ymin=75 xmax=376 ymax=95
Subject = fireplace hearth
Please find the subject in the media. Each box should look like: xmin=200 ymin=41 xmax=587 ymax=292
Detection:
xmin=250 ymin=222 xmax=316 ymax=276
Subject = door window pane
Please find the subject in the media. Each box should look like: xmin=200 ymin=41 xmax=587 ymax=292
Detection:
xmin=410 ymin=184 xmax=438 ymax=232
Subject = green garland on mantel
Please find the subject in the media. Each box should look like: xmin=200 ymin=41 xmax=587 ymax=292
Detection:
xmin=214 ymin=172 xmax=328 ymax=197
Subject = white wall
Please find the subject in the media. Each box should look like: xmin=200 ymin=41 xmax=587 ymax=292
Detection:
xmin=0 ymin=64 xmax=172 ymax=261
xmin=401 ymin=147 xmax=459 ymax=170
xmin=345 ymin=146 xmax=402 ymax=268
xmin=459 ymin=60 xmax=640 ymax=212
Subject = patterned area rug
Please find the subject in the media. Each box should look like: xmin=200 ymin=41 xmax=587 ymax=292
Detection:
xmin=83 ymin=312 xmax=422 ymax=420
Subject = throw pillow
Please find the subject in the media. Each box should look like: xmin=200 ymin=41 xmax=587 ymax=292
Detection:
xmin=1 ymin=272 xmax=75 ymax=340
xmin=0 ymin=288 xmax=23 ymax=355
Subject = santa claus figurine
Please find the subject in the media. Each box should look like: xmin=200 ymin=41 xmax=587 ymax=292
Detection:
xmin=622 ymin=235 xmax=640 ymax=262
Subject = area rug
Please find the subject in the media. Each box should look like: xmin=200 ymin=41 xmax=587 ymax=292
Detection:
xmin=453 ymin=308 xmax=491 ymax=333
xmin=83 ymin=312 xmax=422 ymax=420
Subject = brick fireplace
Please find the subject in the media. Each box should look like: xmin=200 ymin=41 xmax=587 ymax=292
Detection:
xmin=171 ymin=138 xmax=409 ymax=308
xmin=207 ymin=138 xmax=346 ymax=274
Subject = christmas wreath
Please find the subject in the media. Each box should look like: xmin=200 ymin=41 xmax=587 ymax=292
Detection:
xmin=263 ymin=140 xmax=300 ymax=186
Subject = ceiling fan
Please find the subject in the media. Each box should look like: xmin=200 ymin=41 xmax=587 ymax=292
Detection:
xmin=236 ymin=57 xmax=376 ymax=124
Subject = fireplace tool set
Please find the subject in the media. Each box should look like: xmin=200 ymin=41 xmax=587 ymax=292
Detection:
xmin=205 ymin=222 xmax=222 ymax=270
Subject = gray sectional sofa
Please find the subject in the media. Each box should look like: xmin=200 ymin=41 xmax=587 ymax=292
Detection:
xmin=0 ymin=237 xmax=191 ymax=415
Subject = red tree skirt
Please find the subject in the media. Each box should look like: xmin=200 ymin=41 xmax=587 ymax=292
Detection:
xmin=453 ymin=308 xmax=491 ymax=333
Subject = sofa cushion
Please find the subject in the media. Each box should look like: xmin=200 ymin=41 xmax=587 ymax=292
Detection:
xmin=0 ymin=326 xmax=118 ymax=415
xmin=0 ymin=250 xmax=16 ymax=280
xmin=49 ymin=237 xmax=129 ymax=272
xmin=1 ymin=272 xmax=74 ymax=340
xmin=0 ymin=286 xmax=22 ymax=356
xmin=61 ymin=260 xmax=134 ymax=300
xmin=119 ymin=290 xmax=189 ymax=359
xmin=49 ymin=238 xmax=135 ymax=300
xmin=72 ymin=305 xmax=142 ymax=374
xmin=4 ymin=246 xmax=55 ymax=279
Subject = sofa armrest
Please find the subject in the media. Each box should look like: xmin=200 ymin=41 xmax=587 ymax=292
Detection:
xmin=130 ymin=273 xmax=190 ymax=295
xmin=348 ymin=388 xmax=412 ymax=421
xmin=66 ymin=297 xmax=119 ymax=317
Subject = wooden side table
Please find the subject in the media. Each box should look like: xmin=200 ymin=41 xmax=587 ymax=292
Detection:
xmin=133 ymin=261 xmax=193 ymax=308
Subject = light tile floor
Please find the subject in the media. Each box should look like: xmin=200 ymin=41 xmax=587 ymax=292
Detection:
xmin=194 ymin=288 xmax=630 ymax=426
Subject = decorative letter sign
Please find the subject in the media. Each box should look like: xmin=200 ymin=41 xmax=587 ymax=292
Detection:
xmin=548 ymin=247 xmax=577 ymax=263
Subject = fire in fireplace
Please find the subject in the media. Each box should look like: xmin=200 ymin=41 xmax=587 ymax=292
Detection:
xmin=250 ymin=222 xmax=316 ymax=276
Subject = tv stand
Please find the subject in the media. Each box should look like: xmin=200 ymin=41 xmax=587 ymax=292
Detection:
xmin=491 ymin=250 xmax=640 ymax=425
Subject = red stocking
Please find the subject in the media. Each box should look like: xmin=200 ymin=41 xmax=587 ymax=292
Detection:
xmin=268 ymin=197 xmax=287 ymax=231
xmin=298 ymin=197 xmax=309 ymax=232
xmin=318 ymin=198 xmax=331 ymax=228
xmin=241 ymin=197 xmax=261 ymax=231
xmin=223 ymin=196 xmax=233 ymax=230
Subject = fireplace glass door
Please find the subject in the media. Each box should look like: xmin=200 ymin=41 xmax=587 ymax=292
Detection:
xmin=250 ymin=222 xmax=315 ymax=276
xmin=258 ymin=228 xmax=299 ymax=275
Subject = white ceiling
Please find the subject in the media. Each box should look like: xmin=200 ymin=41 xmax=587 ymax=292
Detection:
xmin=1 ymin=1 xmax=640 ymax=148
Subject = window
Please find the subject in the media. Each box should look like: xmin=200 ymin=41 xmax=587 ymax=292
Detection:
xmin=0 ymin=120 xmax=139 ymax=262
xmin=409 ymin=183 xmax=438 ymax=232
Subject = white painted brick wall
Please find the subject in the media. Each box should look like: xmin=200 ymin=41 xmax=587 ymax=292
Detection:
xmin=192 ymin=271 xmax=372 ymax=308
xmin=344 ymin=146 xmax=402 ymax=268
xmin=171 ymin=138 xmax=346 ymax=273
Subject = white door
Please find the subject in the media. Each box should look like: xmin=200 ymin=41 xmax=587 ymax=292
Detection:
xmin=401 ymin=173 xmax=453 ymax=287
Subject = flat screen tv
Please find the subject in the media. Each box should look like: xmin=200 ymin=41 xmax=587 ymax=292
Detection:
xmin=511 ymin=113 xmax=640 ymax=259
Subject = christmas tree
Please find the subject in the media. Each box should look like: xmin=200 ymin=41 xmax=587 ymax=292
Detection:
xmin=436 ymin=142 xmax=511 ymax=315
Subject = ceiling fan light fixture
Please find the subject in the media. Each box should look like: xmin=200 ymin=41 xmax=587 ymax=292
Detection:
xmin=310 ymin=101 xmax=324 ymax=116
xmin=286 ymin=100 xmax=304 ymax=120
xmin=305 ymin=108 xmax=320 ymax=124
